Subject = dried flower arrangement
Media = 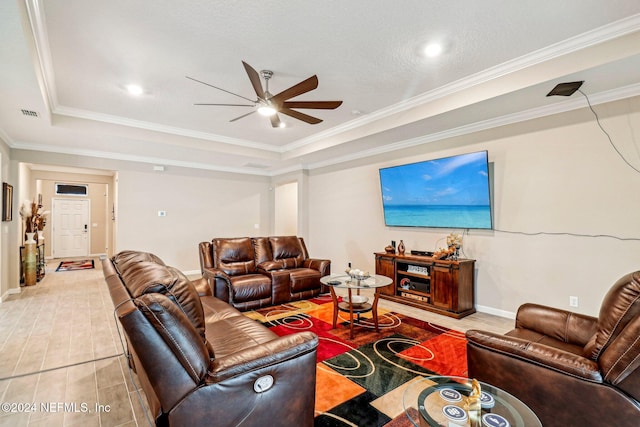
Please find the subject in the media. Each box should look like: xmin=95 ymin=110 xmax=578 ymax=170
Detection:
xmin=19 ymin=197 xmax=49 ymax=237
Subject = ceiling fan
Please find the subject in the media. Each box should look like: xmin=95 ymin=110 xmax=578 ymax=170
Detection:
xmin=187 ymin=61 xmax=342 ymax=127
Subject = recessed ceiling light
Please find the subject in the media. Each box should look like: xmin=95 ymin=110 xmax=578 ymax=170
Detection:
xmin=126 ymin=84 xmax=144 ymax=96
xmin=423 ymin=42 xmax=443 ymax=58
xmin=278 ymin=121 xmax=286 ymax=128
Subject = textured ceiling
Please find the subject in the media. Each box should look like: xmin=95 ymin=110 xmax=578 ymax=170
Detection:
xmin=2 ymin=1 xmax=640 ymax=175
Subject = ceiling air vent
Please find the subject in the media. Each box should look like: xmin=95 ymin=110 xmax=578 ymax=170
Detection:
xmin=21 ymin=109 xmax=39 ymax=117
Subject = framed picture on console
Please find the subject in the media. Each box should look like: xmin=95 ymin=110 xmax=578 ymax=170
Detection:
xmin=2 ymin=182 xmax=13 ymax=221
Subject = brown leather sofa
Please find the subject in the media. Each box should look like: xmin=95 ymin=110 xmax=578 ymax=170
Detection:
xmin=466 ymin=271 xmax=640 ymax=427
xmin=103 ymin=250 xmax=318 ymax=427
xmin=199 ymin=236 xmax=331 ymax=311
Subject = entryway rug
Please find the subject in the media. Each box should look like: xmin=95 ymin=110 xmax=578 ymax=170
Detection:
xmin=55 ymin=259 xmax=95 ymax=272
xmin=245 ymin=295 xmax=468 ymax=427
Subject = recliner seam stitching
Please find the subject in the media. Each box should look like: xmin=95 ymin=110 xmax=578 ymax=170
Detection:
xmin=604 ymin=333 xmax=640 ymax=383
xmin=593 ymin=294 xmax=640 ymax=360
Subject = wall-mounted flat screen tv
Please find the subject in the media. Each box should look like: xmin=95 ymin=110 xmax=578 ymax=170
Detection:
xmin=379 ymin=151 xmax=492 ymax=229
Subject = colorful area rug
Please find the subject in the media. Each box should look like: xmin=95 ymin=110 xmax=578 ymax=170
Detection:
xmin=245 ymin=295 xmax=468 ymax=427
xmin=55 ymin=259 xmax=95 ymax=272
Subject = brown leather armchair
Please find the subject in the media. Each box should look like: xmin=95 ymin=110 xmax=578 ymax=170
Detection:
xmin=466 ymin=271 xmax=640 ymax=427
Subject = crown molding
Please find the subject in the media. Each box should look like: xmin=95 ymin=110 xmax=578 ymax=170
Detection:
xmin=52 ymin=106 xmax=281 ymax=153
xmin=8 ymin=83 xmax=640 ymax=178
xmin=302 ymin=83 xmax=640 ymax=172
xmin=11 ymin=141 xmax=272 ymax=176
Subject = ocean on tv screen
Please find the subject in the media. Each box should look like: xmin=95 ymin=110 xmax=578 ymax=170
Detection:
xmin=383 ymin=204 xmax=492 ymax=229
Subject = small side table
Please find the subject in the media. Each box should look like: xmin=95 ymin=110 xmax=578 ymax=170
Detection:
xmin=320 ymin=274 xmax=392 ymax=339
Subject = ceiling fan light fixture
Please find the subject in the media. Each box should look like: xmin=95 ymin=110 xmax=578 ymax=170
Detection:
xmin=257 ymin=105 xmax=277 ymax=116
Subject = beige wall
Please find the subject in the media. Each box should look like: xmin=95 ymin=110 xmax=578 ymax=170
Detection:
xmin=116 ymin=168 xmax=271 ymax=270
xmin=274 ymin=181 xmax=298 ymax=236
xmin=306 ymin=97 xmax=640 ymax=318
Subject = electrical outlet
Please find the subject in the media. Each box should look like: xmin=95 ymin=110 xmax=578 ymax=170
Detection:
xmin=569 ymin=296 xmax=579 ymax=307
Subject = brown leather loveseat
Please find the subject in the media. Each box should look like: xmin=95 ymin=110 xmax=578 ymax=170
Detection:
xmin=103 ymin=250 xmax=318 ymax=427
xmin=199 ymin=236 xmax=330 ymax=311
xmin=466 ymin=271 xmax=640 ymax=427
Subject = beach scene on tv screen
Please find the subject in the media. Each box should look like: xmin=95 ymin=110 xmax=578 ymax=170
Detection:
xmin=380 ymin=151 xmax=492 ymax=229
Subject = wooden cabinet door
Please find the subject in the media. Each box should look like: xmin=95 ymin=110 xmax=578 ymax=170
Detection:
xmin=375 ymin=254 xmax=396 ymax=296
xmin=432 ymin=264 xmax=453 ymax=309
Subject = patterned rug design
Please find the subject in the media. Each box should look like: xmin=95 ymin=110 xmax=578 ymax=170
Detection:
xmin=245 ymin=295 xmax=468 ymax=427
xmin=55 ymin=259 xmax=95 ymax=271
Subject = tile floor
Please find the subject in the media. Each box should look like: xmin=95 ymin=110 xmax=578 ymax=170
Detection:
xmin=0 ymin=258 xmax=513 ymax=426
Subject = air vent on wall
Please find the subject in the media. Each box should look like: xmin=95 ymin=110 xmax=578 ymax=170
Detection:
xmin=21 ymin=109 xmax=39 ymax=117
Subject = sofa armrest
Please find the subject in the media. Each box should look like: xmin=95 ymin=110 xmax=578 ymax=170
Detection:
xmin=466 ymin=329 xmax=602 ymax=382
xmin=202 ymin=268 xmax=232 ymax=302
xmin=515 ymin=303 xmax=597 ymax=346
xmin=192 ymin=277 xmax=212 ymax=297
xmin=304 ymin=258 xmax=331 ymax=275
xmin=206 ymin=332 xmax=318 ymax=383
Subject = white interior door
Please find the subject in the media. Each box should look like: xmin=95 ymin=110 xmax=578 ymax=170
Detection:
xmin=52 ymin=199 xmax=90 ymax=258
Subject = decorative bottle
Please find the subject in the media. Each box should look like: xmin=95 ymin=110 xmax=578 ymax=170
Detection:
xmin=398 ymin=240 xmax=405 ymax=255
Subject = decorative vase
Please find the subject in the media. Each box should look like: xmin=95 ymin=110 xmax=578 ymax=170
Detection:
xmin=398 ymin=240 xmax=405 ymax=255
xmin=37 ymin=230 xmax=44 ymax=242
xmin=24 ymin=233 xmax=37 ymax=286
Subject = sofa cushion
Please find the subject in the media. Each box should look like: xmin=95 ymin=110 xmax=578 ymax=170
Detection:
xmin=213 ymin=237 xmax=257 ymax=276
xmin=204 ymin=315 xmax=278 ymax=358
xmin=135 ymin=293 xmax=210 ymax=383
xmin=229 ymin=274 xmax=272 ymax=303
xmin=584 ymin=271 xmax=640 ymax=360
xmin=506 ymin=328 xmax=584 ymax=356
xmin=252 ymin=237 xmax=273 ymax=265
xmin=200 ymin=295 xmax=243 ymax=323
xmin=269 ymin=236 xmax=305 ymax=268
xmin=120 ymin=261 xmax=206 ymax=341
xmin=289 ymin=268 xmax=322 ymax=293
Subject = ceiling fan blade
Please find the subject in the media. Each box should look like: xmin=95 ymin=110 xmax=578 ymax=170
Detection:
xmin=271 ymin=75 xmax=319 ymax=103
xmin=282 ymin=100 xmax=343 ymax=109
xmin=242 ymin=61 xmax=266 ymax=100
xmin=230 ymin=110 xmax=257 ymax=122
xmin=194 ymin=103 xmax=254 ymax=107
xmin=270 ymin=114 xmax=282 ymax=128
xmin=279 ymin=107 xmax=322 ymax=124
xmin=186 ymin=76 xmax=255 ymax=103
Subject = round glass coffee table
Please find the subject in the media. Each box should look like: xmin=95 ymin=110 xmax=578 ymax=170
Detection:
xmin=320 ymin=274 xmax=392 ymax=339
xmin=403 ymin=376 xmax=541 ymax=427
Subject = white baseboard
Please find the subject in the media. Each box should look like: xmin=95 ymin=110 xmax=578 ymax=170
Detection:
xmin=476 ymin=304 xmax=516 ymax=319
xmin=182 ymin=269 xmax=201 ymax=277
xmin=0 ymin=287 xmax=22 ymax=303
